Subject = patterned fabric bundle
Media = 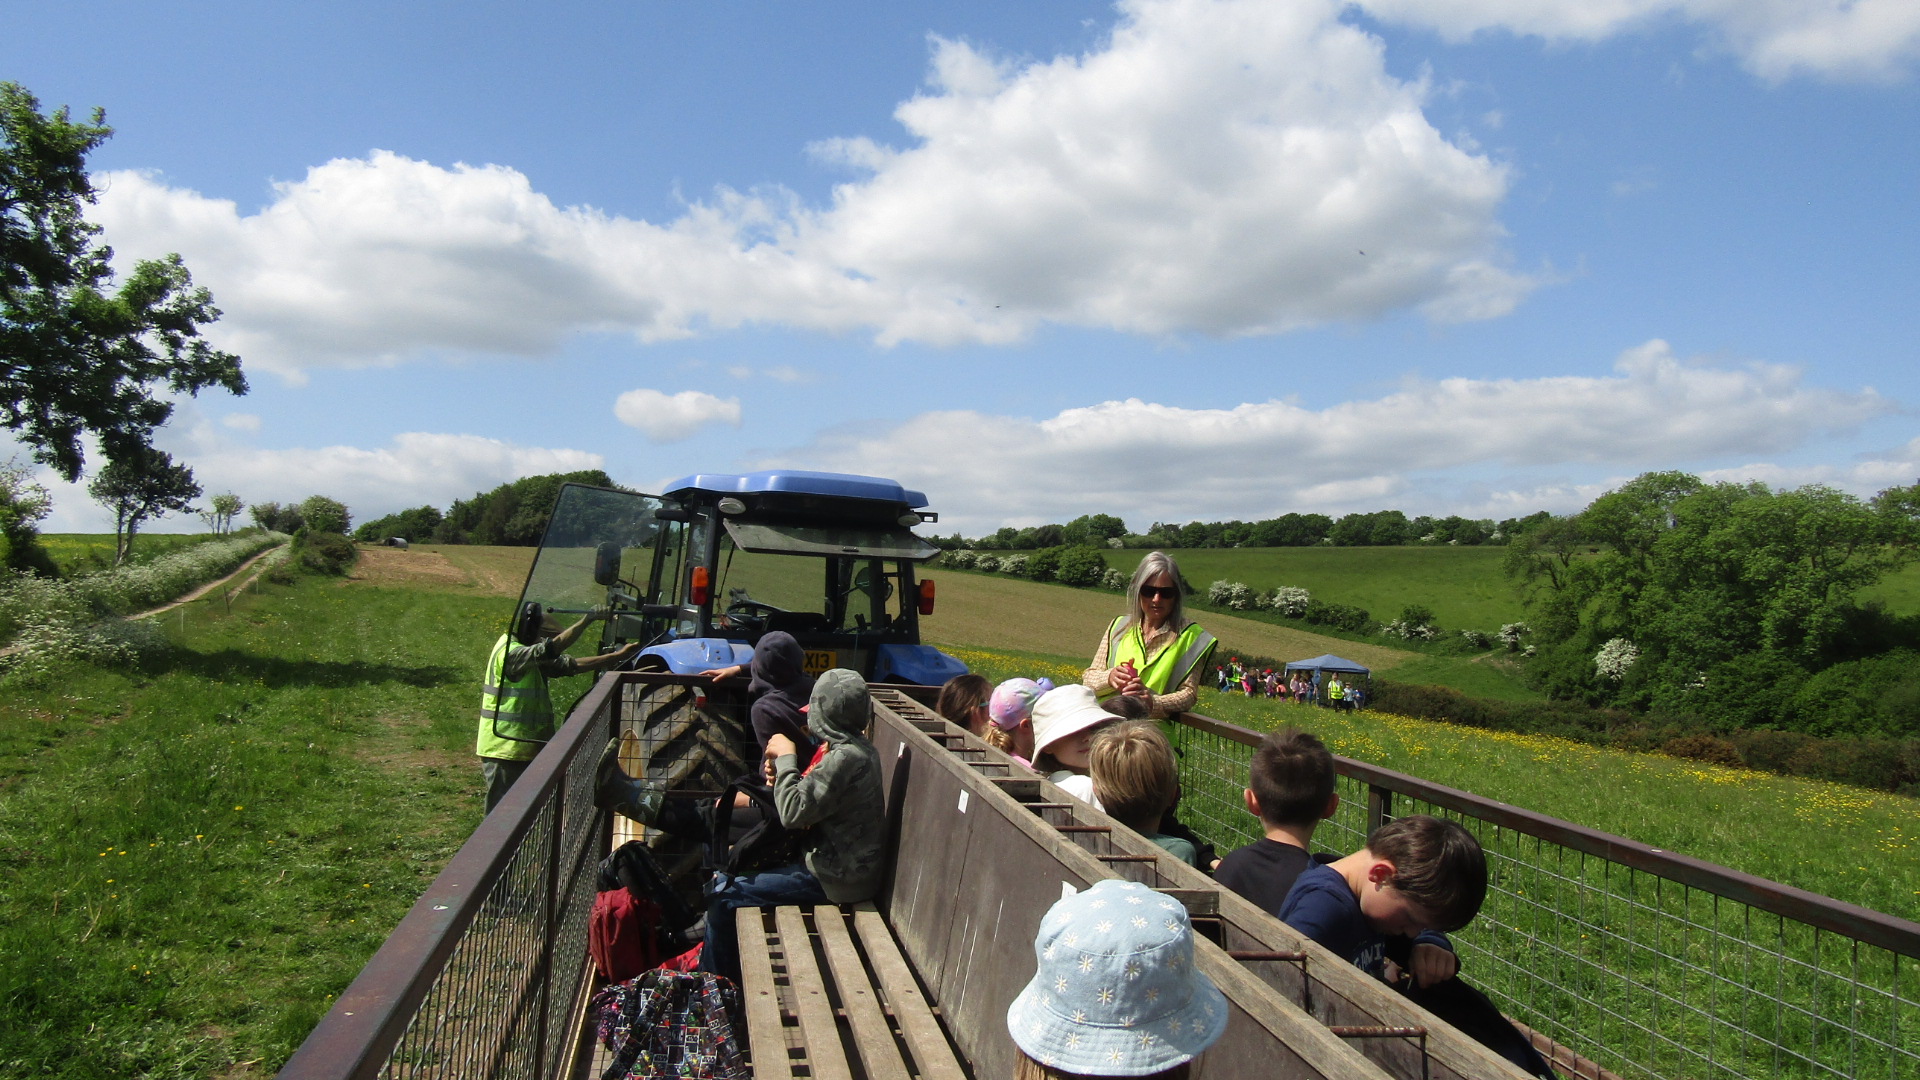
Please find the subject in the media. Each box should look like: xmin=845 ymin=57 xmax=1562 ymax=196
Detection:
xmin=590 ymin=969 xmax=748 ymax=1079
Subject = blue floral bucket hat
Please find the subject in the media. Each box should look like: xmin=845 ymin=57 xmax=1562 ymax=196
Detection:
xmin=1007 ymin=879 xmax=1227 ymax=1075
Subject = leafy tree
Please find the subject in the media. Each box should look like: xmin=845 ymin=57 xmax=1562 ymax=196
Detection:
xmin=437 ymin=470 xmax=617 ymax=545
xmin=86 ymin=446 xmax=200 ymax=564
xmin=1510 ymin=472 xmax=1920 ymax=726
xmin=249 ymin=500 xmax=302 ymax=534
xmin=298 ymin=494 xmax=351 ymax=535
xmin=1 ymin=83 xmax=245 ymax=481
xmin=356 ymin=504 xmax=444 ymax=543
xmin=1061 ymin=513 xmax=1126 ymax=547
xmin=197 ymin=491 xmax=243 ymax=535
xmin=0 ymin=456 xmax=55 ymax=573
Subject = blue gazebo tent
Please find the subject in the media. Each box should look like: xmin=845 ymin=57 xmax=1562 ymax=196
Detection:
xmin=1283 ymin=654 xmax=1371 ymax=706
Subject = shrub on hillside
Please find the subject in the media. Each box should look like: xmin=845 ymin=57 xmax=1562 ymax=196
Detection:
xmin=1302 ymin=600 xmax=1371 ymax=633
xmin=294 ymin=532 xmax=357 ymax=576
xmin=1053 ymin=545 xmax=1108 ymax=587
xmin=1207 ymin=580 xmax=1254 ymax=609
xmin=1101 ymin=568 xmax=1128 ymax=591
xmin=997 ymin=554 xmax=1028 ymax=576
xmin=1264 ymin=586 xmax=1310 ymax=617
xmin=1660 ymin=734 xmax=1743 ymax=766
xmin=1027 ymin=547 xmax=1062 ymax=581
xmin=973 ymin=555 xmax=1000 ymax=573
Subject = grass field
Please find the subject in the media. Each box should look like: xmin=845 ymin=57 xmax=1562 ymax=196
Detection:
xmin=3 ymin=540 xmax=1915 ymax=1075
xmin=38 ymin=532 xmax=231 ymax=576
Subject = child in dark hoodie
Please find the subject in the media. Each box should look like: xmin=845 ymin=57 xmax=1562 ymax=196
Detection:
xmin=700 ymin=667 xmax=886 ymax=983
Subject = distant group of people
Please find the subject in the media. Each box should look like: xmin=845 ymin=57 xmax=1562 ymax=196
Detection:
xmin=1217 ymin=659 xmax=1364 ymax=710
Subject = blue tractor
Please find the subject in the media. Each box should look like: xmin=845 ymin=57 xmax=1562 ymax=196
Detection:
xmin=511 ymin=470 xmax=967 ymax=786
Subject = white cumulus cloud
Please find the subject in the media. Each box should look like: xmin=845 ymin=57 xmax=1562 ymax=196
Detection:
xmin=1353 ymin=0 xmax=1920 ymax=82
xmin=613 ymin=389 xmax=743 ymax=443
xmin=23 ymin=427 xmax=605 ymax=533
xmin=88 ymin=0 xmax=1524 ymax=375
xmin=746 ymin=340 xmax=1893 ymax=531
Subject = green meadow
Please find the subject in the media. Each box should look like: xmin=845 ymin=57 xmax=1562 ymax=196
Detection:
xmin=1 ymin=540 xmax=1914 ymax=1075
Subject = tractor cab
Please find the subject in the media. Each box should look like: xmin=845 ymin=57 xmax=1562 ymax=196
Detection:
xmin=512 ymin=471 xmax=967 ymax=685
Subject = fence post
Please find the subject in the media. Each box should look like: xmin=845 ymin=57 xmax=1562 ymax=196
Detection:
xmin=1367 ymin=783 xmax=1391 ymax=835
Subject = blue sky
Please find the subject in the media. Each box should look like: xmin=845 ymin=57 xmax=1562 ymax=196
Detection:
xmin=6 ymin=0 xmax=1917 ymax=536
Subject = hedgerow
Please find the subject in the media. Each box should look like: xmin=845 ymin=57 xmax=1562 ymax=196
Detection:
xmin=0 ymin=531 xmax=286 ymax=681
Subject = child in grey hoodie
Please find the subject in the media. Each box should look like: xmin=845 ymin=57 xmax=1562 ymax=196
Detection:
xmin=700 ymin=667 xmax=885 ymax=982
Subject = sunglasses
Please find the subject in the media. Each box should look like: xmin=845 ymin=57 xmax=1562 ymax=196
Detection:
xmin=1139 ymin=585 xmax=1178 ymax=600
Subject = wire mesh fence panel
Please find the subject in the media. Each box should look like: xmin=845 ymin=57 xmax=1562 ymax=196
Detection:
xmin=1165 ymin=715 xmax=1920 ymax=1080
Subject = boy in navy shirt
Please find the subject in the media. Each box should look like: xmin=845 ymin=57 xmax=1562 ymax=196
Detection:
xmin=1280 ymin=814 xmax=1552 ymax=1077
xmin=1213 ymin=728 xmax=1338 ymax=913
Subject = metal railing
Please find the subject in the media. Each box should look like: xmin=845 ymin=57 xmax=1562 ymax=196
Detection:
xmin=1166 ymin=711 xmax=1920 ymax=1080
xmin=277 ymin=672 xmax=723 ymax=1080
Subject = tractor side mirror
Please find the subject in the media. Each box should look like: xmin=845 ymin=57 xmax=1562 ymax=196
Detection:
xmin=593 ymin=541 xmax=621 ymax=587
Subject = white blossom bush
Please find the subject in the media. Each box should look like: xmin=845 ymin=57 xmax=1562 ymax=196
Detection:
xmin=1461 ymin=629 xmax=1492 ymax=648
xmin=1265 ymin=586 xmax=1311 ymax=617
xmin=973 ymin=556 xmax=1000 ymax=573
xmin=944 ymin=550 xmax=977 ymax=569
xmin=1382 ymin=619 xmax=1441 ymax=642
xmin=998 ymin=554 xmax=1028 ymax=575
xmin=1497 ymin=622 xmax=1530 ymax=651
xmin=1206 ymin=580 xmax=1253 ymax=609
xmin=1594 ymin=638 xmax=1640 ymax=681
xmin=1101 ymin=568 xmax=1128 ymax=590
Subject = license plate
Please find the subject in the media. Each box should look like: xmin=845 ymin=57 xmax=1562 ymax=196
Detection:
xmin=803 ymin=650 xmax=837 ymax=676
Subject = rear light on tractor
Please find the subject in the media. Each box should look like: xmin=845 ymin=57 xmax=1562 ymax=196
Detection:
xmin=690 ymin=566 xmax=710 ymax=605
xmin=918 ymin=578 xmax=936 ymax=616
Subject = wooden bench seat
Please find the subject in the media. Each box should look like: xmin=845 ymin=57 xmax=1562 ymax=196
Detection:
xmin=737 ymin=902 xmax=968 ymax=1080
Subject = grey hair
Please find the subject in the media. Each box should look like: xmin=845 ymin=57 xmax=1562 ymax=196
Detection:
xmin=1125 ymin=551 xmax=1186 ymax=630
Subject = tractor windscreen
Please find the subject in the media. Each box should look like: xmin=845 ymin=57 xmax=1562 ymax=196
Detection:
xmin=513 ymin=484 xmax=670 ymax=654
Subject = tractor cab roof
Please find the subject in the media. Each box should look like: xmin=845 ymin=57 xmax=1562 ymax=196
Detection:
xmin=663 ymin=470 xmax=928 ymax=508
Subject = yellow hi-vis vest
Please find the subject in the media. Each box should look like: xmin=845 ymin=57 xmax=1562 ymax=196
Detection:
xmin=1327 ymin=678 xmax=1345 ymax=700
xmin=476 ymin=634 xmax=555 ymax=761
xmin=1099 ymin=617 xmax=1218 ymax=701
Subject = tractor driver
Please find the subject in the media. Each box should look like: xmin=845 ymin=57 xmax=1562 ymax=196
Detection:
xmin=477 ymin=604 xmax=641 ymax=813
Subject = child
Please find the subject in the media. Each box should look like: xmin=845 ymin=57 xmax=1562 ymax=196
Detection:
xmin=1005 ymin=879 xmax=1225 ymax=1079
xmin=1214 ymin=728 xmax=1338 ymax=914
xmin=984 ymin=677 xmax=1051 ymax=768
xmin=1028 ymin=684 xmax=1117 ymax=806
xmin=1089 ymin=722 xmax=1200 ymax=867
xmin=1279 ymin=815 xmax=1553 ymax=1077
xmin=935 ymin=672 xmax=993 ymax=737
xmin=698 ymin=668 xmax=886 ymax=984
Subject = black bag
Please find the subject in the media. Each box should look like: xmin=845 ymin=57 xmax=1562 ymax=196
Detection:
xmin=591 ymin=969 xmax=748 ymax=1079
xmin=708 ymin=777 xmax=805 ymax=878
xmin=593 ymin=841 xmax=698 ymax=970
xmin=598 ymin=841 xmax=700 ymax=937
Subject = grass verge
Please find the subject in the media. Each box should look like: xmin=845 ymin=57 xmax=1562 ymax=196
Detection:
xmin=0 ymin=566 xmax=500 ymax=1077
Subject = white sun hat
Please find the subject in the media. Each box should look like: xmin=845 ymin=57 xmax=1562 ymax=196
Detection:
xmin=1006 ymin=878 xmax=1227 ymax=1075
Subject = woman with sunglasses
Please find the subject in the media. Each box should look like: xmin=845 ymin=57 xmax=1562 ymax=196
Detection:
xmin=1082 ymin=551 xmax=1219 ymax=720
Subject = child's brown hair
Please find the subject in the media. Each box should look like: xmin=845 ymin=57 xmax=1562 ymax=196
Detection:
xmin=1248 ymin=728 xmax=1335 ymax=827
xmin=1367 ymin=814 xmax=1488 ymax=932
xmin=935 ymin=673 xmax=991 ymax=729
xmin=1089 ymin=722 xmax=1179 ymax=834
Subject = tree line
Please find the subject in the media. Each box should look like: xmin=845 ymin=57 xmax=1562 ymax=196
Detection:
xmin=353 ymin=470 xmax=619 ymax=546
xmin=936 ymin=509 xmax=1552 ymax=550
